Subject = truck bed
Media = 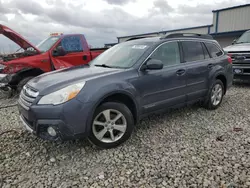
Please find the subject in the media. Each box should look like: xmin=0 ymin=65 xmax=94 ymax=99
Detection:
xmin=90 ymin=48 xmax=108 ymax=59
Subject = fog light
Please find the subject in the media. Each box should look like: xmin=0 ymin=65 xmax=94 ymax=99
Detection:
xmin=47 ymin=127 xmax=57 ymax=137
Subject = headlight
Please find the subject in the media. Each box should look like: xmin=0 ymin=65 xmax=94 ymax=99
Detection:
xmin=38 ymin=82 xmax=85 ymax=105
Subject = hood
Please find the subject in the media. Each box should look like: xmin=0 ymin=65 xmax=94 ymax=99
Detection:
xmin=27 ymin=65 xmax=122 ymax=94
xmin=0 ymin=24 xmax=40 ymax=53
xmin=224 ymin=43 xmax=250 ymax=52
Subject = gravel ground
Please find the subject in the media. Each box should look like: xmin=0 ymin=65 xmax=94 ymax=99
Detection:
xmin=1 ymin=85 xmax=250 ymax=188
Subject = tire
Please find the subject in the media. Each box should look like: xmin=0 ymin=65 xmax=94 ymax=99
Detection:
xmin=17 ymin=76 xmax=34 ymax=94
xmin=204 ymin=79 xmax=224 ymax=110
xmin=88 ymin=102 xmax=134 ymax=149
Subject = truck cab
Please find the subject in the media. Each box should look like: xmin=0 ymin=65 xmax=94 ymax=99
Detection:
xmin=0 ymin=24 xmax=106 ymax=93
xmin=224 ymin=30 xmax=250 ymax=80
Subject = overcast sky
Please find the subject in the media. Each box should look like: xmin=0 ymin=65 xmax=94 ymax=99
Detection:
xmin=0 ymin=0 xmax=248 ymax=52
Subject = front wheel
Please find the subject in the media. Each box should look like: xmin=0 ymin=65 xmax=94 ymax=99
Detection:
xmin=204 ymin=79 xmax=224 ymax=110
xmin=88 ymin=102 xmax=134 ymax=149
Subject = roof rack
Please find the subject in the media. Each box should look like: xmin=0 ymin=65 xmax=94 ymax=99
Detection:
xmin=160 ymin=33 xmax=213 ymax=40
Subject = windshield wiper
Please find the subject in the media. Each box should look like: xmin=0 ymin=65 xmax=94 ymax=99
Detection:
xmin=94 ymin=64 xmax=114 ymax=68
xmin=236 ymin=42 xmax=249 ymax=44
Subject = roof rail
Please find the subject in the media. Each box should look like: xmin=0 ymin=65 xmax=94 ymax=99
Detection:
xmin=160 ymin=33 xmax=213 ymax=40
xmin=126 ymin=36 xmax=154 ymax=41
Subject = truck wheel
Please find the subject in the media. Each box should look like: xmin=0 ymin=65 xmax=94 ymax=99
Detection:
xmin=204 ymin=79 xmax=224 ymax=110
xmin=88 ymin=102 xmax=134 ymax=149
xmin=17 ymin=77 xmax=34 ymax=94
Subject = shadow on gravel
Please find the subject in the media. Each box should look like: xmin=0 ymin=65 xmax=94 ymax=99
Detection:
xmin=233 ymin=80 xmax=250 ymax=88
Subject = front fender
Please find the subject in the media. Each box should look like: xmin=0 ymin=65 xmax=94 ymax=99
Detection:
xmin=77 ymin=81 xmax=139 ymax=105
xmin=76 ymin=81 xmax=140 ymax=133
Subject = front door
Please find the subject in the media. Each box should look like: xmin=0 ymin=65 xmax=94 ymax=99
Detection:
xmin=52 ymin=35 xmax=91 ymax=69
xmin=135 ymin=41 xmax=187 ymax=114
xmin=181 ymin=41 xmax=211 ymax=102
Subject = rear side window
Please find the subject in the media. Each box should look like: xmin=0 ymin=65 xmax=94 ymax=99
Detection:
xmin=182 ymin=41 xmax=204 ymax=62
xmin=205 ymin=42 xmax=223 ymax=58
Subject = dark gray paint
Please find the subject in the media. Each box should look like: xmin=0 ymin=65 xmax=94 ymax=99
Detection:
xmin=18 ymin=37 xmax=233 ymax=140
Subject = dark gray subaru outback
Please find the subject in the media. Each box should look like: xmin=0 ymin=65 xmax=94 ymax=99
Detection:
xmin=18 ymin=33 xmax=233 ymax=149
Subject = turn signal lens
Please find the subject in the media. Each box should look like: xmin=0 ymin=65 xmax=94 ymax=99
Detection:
xmin=227 ymin=56 xmax=232 ymax=64
xmin=67 ymin=90 xmax=81 ymax=101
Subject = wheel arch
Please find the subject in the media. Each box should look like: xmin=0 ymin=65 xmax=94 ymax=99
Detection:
xmin=95 ymin=91 xmax=139 ymax=123
xmin=9 ymin=68 xmax=45 ymax=87
xmin=86 ymin=90 xmax=139 ymax=135
xmin=215 ymin=74 xmax=227 ymax=94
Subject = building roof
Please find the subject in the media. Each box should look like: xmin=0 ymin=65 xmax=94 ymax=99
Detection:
xmin=212 ymin=3 xmax=250 ymax=12
xmin=117 ymin=3 xmax=250 ymax=41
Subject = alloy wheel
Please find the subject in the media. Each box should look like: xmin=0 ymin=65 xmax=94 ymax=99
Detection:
xmin=92 ymin=109 xmax=127 ymax=143
xmin=211 ymin=83 xmax=223 ymax=106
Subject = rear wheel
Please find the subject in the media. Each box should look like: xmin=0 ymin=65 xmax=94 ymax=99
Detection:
xmin=88 ymin=102 xmax=134 ymax=149
xmin=204 ymin=79 xmax=224 ymax=110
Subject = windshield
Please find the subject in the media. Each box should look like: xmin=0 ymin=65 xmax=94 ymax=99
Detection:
xmin=90 ymin=42 xmax=150 ymax=69
xmin=36 ymin=36 xmax=60 ymax=52
xmin=236 ymin=31 xmax=250 ymax=44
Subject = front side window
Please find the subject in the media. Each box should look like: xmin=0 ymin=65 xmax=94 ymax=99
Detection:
xmin=205 ymin=42 xmax=223 ymax=58
xmin=182 ymin=41 xmax=204 ymax=62
xmin=61 ymin=36 xmax=83 ymax=53
xmin=150 ymin=42 xmax=180 ymax=67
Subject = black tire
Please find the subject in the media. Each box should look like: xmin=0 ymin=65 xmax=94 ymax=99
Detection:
xmin=204 ymin=79 xmax=224 ymax=110
xmin=88 ymin=102 xmax=134 ymax=149
xmin=17 ymin=77 xmax=34 ymax=94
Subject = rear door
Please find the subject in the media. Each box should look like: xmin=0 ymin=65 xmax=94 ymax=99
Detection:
xmin=135 ymin=41 xmax=187 ymax=114
xmin=181 ymin=40 xmax=212 ymax=102
xmin=52 ymin=35 xmax=91 ymax=69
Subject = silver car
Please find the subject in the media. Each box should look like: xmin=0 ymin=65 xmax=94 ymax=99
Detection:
xmin=224 ymin=30 xmax=250 ymax=80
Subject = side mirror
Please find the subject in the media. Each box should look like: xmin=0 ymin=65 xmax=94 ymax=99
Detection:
xmin=141 ymin=59 xmax=163 ymax=71
xmin=232 ymin=39 xmax=237 ymax=45
xmin=52 ymin=46 xmax=66 ymax=56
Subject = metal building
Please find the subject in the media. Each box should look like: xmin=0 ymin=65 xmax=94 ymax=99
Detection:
xmin=114 ymin=4 xmax=250 ymax=48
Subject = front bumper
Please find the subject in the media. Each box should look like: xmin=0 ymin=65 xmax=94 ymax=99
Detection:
xmin=18 ymin=98 xmax=95 ymax=141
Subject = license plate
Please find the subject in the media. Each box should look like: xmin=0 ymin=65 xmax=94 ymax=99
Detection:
xmin=233 ymin=68 xmax=242 ymax=74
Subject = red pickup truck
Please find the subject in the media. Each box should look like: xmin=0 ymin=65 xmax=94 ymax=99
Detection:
xmin=0 ymin=24 xmax=107 ymax=93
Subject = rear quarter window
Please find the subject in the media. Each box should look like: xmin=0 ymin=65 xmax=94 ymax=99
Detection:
xmin=205 ymin=42 xmax=223 ymax=58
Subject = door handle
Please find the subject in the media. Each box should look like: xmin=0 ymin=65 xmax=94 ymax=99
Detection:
xmin=83 ymin=55 xmax=88 ymax=61
xmin=207 ymin=63 xmax=214 ymax=69
xmin=176 ymin=69 xmax=186 ymax=76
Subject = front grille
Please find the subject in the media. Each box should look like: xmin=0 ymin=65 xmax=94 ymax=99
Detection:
xmin=18 ymin=85 xmax=39 ymax=110
xmin=228 ymin=51 xmax=250 ymax=64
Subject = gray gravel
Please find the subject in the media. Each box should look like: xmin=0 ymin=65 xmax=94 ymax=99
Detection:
xmin=1 ymin=85 xmax=250 ymax=188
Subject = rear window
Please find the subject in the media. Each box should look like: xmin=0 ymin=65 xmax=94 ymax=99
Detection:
xmin=205 ymin=42 xmax=223 ymax=58
xmin=182 ymin=41 xmax=204 ymax=62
